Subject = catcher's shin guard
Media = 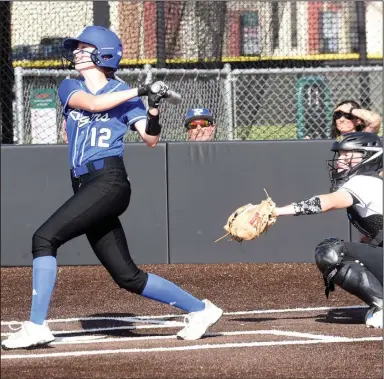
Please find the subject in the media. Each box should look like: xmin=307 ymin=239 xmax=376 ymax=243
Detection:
xmin=331 ymin=262 xmax=383 ymax=308
xmin=315 ymin=238 xmax=383 ymax=308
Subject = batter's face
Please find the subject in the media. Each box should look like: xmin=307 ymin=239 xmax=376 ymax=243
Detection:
xmin=186 ymin=120 xmax=216 ymax=141
xmin=336 ymin=150 xmax=364 ymax=172
xmin=73 ymin=42 xmax=97 ymax=71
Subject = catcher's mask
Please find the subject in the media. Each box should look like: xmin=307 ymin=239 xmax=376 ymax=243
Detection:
xmin=328 ymin=132 xmax=383 ymax=192
xmin=62 ymin=26 xmax=123 ymax=71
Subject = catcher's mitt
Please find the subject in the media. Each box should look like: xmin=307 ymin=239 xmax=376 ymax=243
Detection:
xmin=216 ymin=190 xmax=277 ymax=243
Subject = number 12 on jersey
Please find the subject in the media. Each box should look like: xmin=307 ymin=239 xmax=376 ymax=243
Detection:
xmin=90 ymin=127 xmax=111 ymax=147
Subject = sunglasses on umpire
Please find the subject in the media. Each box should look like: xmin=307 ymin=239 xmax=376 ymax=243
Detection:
xmin=186 ymin=119 xmax=213 ymax=130
xmin=333 ymin=111 xmax=357 ymax=121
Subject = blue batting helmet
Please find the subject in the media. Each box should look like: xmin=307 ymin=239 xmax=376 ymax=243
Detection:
xmin=63 ymin=26 xmax=123 ymax=71
xmin=184 ymin=108 xmax=214 ymax=127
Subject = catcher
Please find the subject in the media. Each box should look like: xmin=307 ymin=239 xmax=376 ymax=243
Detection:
xmin=219 ymin=132 xmax=383 ymax=328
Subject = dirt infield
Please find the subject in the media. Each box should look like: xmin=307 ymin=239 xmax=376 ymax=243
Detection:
xmin=1 ymin=263 xmax=383 ymax=379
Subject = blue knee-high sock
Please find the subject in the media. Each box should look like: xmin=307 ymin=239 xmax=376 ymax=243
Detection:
xmin=30 ymin=256 xmax=57 ymax=325
xmin=141 ymin=273 xmax=205 ymax=313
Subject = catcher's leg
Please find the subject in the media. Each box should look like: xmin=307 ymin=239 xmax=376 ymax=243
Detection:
xmin=314 ymin=238 xmax=383 ymax=309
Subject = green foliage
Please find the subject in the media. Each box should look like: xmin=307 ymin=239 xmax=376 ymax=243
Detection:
xmin=235 ymin=124 xmax=298 ymax=140
xmin=235 ymin=124 xmax=383 ymax=141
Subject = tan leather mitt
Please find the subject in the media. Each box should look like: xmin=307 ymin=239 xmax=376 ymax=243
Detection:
xmin=216 ymin=192 xmax=277 ymax=243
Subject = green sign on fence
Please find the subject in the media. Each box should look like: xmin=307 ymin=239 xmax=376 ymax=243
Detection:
xmin=30 ymin=89 xmax=56 ymax=109
xmin=29 ymin=88 xmax=57 ymax=144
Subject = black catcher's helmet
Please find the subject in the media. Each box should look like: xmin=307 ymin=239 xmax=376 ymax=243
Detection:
xmin=328 ymin=132 xmax=383 ymax=192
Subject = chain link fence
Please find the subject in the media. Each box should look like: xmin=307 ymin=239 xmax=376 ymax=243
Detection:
xmin=1 ymin=1 xmax=383 ymax=144
xmin=13 ymin=65 xmax=383 ymax=143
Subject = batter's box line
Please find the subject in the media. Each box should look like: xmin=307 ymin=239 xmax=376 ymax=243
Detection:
xmin=51 ymin=329 xmax=352 ymax=345
xmin=0 ymin=304 xmax=368 ymax=327
xmin=2 ymin=336 xmax=382 ymax=360
xmin=1 ymin=322 xmax=185 ymax=337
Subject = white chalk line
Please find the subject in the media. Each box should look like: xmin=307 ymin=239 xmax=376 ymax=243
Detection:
xmin=1 ymin=336 xmax=381 ymax=360
xmin=1 ymin=305 xmax=378 ymax=360
xmin=1 ymin=305 xmax=368 ymax=337
xmin=1 ymin=323 xmax=184 ymax=337
xmin=2 ymin=330 xmax=339 ymax=347
xmin=52 ymin=329 xmax=348 ymax=345
xmin=1 ymin=304 xmax=367 ymax=326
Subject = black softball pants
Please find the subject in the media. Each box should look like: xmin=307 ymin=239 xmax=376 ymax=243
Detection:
xmin=341 ymin=242 xmax=383 ymax=285
xmin=32 ymin=157 xmax=148 ymax=294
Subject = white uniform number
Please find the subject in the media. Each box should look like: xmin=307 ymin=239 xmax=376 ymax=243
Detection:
xmin=90 ymin=127 xmax=111 ymax=147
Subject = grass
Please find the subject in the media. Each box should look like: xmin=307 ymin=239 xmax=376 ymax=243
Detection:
xmin=236 ymin=125 xmax=383 ymax=141
xmin=235 ymin=124 xmax=299 ymax=140
xmin=122 ymin=124 xmax=382 ymax=142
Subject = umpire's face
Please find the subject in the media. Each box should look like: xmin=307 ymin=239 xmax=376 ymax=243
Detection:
xmin=186 ymin=119 xmax=216 ymax=141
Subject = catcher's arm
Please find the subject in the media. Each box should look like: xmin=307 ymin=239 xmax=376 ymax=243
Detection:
xmin=275 ymin=191 xmax=354 ymax=217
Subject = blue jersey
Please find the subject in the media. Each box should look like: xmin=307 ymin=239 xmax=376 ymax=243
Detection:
xmin=58 ymin=78 xmax=147 ymax=169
